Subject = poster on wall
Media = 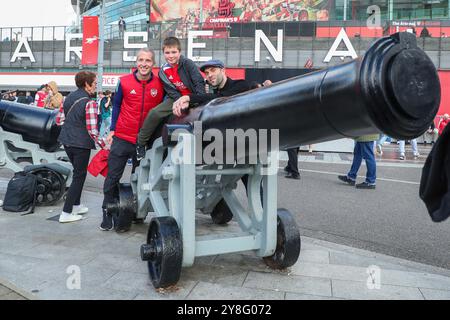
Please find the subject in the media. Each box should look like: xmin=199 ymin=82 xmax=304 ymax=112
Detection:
xmin=150 ymin=0 xmax=331 ymax=23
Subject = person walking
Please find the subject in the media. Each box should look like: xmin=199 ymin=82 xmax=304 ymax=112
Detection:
xmin=99 ymin=90 xmax=112 ymax=138
xmin=338 ymin=134 xmax=378 ymax=189
xmin=284 ymin=148 xmax=300 ymax=179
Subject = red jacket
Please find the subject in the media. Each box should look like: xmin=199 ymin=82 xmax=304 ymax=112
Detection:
xmin=88 ymin=149 xmax=110 ymax=177
xmin=114 ymin=72 xmax=164 ymax=144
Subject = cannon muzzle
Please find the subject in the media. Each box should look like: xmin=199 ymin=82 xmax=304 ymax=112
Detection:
xmin=0 ymin=100 xmax=61 ymax=152
xmin=175 ymin=32 xmax=440 ymax=151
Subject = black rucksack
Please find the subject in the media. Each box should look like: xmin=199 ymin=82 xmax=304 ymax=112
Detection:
xmin=2 ymin=171 xmax=38 ymax=215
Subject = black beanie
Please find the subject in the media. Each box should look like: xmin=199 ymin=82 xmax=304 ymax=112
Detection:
xmin=420 ymin=123 xmax=450 ymax=222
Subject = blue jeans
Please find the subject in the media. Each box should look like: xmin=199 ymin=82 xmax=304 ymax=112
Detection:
xmin=376 ymin=134 xmax=387 ymax=147
xmin=347 ymin=141 xmax=376 ymax=184
xmin=100 ymin=116 xmax=111 ymax=138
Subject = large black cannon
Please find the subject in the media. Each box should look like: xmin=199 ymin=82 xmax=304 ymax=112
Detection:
xmin=117 ymin=32 xmax=441 ymax=289
xmin=0 ymin=100 xmax=61 ymax=152
xmin=0 ymin=101 xmax=70 ymax=205
xmin=168 ymin=32 xmax=439 ymax=154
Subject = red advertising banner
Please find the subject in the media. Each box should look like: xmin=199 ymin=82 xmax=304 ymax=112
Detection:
xmin=82 ymin=16 xmax=99 ymax=65
xmin=438 ymin=70 xmax=450 ymax=117
xmin=150 ymin=0 xmax=330 ymax=23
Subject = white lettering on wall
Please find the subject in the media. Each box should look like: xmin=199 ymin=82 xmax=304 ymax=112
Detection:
xmin=324 ymin=28 xmax=357 ymax=63
xmin=10 ymin=37 xmax=36 ymax=63
xmin=255 ymin=29 xmax=283 ymax=62
xmin=123 ymin=32 xmax=148 ymax=62
xmin=65 ymin=33 xmax=82 ymax=62
xmin=187 ymin=30 xmax=213 ymax=62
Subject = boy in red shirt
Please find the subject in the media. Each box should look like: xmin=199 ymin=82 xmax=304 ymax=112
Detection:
xmin=136 ymin=37 xmax=205 ymax=159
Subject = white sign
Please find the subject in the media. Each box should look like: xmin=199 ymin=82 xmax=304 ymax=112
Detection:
xmin=0 ymin=73 xmax=121 ymax=90
xmin=187 ymin=30 xmax=214 ymax=62
xmin=8 ymin=30 xmax=359 ymax=65
xmin=324 ymin=28 xmax=358 ymax=63
xmin=255 ymin=29 xmax=283 ymax=62
xmin=123 ymin=32 xmax=148 ymax=62
xmin=10 ymin=37 xmax=36 ymax=63
xmin=65 ymin=33 xmax=82 ymax=62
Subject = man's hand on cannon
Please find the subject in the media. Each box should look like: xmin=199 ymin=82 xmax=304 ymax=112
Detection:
xmin=173 ymin=95 xmax=190 ymax=117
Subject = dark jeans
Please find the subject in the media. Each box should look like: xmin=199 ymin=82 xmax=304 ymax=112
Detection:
xmin=102 ymin=136 xmax=138 ymax=208
xmin=97 ymin=114 xmax=102 ymax=132
xmin=63 ymin=146 xmax=91 ymax=213
xmin=286 ymin=147 xmax=300 ymax=175
xmin=137 ymin=98 xmax=174 ymax=146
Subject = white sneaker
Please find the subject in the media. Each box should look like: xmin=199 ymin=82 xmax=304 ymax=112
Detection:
xmin=0 ymin=199 xmax=3 ymax=207
xmin=399 ymin=154 xmax=405 ymax=160
xmin=72 ymin=204 xmax=88 ymax=215
xmin=59 ymin=212 xmax=83 ymax=223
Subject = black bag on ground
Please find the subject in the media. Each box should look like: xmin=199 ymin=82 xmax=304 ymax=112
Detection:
xmin=2 ymin=171 xmax=38 ymax=214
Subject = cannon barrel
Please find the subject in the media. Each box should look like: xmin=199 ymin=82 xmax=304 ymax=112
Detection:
xmin=0 ymin=100 xmax=61 ymax=152
xmin=177 ymin=32 xmax=440 ymax=151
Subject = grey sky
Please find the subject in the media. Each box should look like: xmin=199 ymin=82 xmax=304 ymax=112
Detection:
xmin=0 ymin=0 xmax=77 ymax=28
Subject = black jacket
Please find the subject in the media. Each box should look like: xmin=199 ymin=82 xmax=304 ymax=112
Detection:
xmin=158 ymin=55 xmax=205 ymax=101
xmin=420 ymin=124 xmax=450 ymax=222
xmin=189 ymin=77 xmax=252 ymax=106
xmin=58 ymin=88 xmax=95 ymax=150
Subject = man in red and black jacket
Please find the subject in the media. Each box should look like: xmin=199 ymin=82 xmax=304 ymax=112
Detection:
xmin=101 ymin=48 xmax=164 ymax=232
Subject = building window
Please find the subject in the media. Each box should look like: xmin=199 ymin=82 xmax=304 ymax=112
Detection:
xmin=349 ymin=1 xmax=389 ymax=21
xmin=393 ymin=0 xmax=449 ymax=20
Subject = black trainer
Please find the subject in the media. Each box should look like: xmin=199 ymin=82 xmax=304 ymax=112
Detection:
xmin=356 ymin=182 xmax=376 ymax=189
xmin=285 ymin=172 xmax=300 ymax=180
xmin=99 ymin=208 xmax=114 ymax=231
xmin=136 ymin=144 xmax=146 ymax=161
xmin=338 ymin=175 xmax=356 ymax=186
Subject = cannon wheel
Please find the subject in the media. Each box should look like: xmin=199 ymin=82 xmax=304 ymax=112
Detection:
xmin=28 ymin=168 xmax=66 ymax=206
xmin=115 ymin=183 xmax=137 ymax=232
xmin=210 ymin=199 xmax=233 ymax=225
xmin=142 ymin=216 xmax=183 ymax=289
xmin=263 ymin=208 xmax=301 ymax=269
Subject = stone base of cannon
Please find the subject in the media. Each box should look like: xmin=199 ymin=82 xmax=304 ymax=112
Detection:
xmin=0 ymin=127 xmax=73 ymax=205
xmin=113 ymin=134 xmax=301 ymax=288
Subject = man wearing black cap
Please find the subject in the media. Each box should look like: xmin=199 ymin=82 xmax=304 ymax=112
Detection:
xmin=172 ymin=59 xmax=253 ymax=116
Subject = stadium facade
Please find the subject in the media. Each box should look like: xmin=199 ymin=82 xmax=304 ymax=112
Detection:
xmin=1 ymin=0 xmax=449 ymax=114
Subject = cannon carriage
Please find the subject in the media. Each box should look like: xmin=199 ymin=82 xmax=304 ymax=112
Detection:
xmin=110 ymin=32 xmax=440 ymax=288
